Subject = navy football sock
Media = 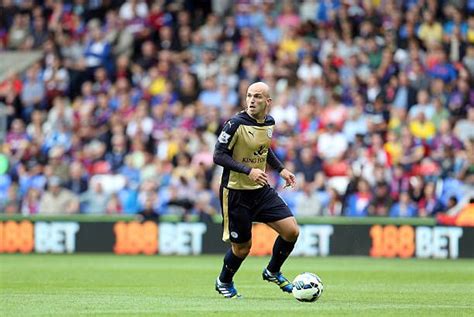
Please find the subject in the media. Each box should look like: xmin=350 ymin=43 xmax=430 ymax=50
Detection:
xmin=219 ymin=249 xmax=245 ymax=283
xmin=267 ymin=236 xmax=296 ymax=273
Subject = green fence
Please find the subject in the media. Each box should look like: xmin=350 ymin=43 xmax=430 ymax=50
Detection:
xmin=0 ymin=214 xmax=436 ymax=225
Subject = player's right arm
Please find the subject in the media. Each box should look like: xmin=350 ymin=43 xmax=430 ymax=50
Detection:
xmin=213 ymin=118 xmax=252 ymax=175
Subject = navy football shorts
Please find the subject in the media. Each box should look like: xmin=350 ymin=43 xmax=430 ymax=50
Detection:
xmin=219 ymin=185 xmax=293 ymax=243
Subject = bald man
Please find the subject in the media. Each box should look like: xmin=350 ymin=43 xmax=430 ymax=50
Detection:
xmin=213 ymin=82 xmax=299 ymax=298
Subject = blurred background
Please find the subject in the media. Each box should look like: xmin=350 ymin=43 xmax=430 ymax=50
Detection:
xmin=0 ymin=0 xmax=473 ymax=225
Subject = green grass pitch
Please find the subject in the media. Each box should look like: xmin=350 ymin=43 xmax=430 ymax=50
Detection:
xmin=1 ymin=255 xmax=473 ymax=316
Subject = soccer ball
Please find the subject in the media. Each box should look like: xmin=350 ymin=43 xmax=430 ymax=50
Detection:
xmin=292 ymin=272 xmax=324 ymax=302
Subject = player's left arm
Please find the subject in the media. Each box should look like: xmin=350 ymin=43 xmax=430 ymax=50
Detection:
xmin=267 ymin=148 xmax=296 ymax=188
xmin=280 ymin=168 xmax=296 ymax=188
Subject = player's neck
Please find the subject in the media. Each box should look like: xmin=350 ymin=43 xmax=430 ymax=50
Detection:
xmin=247 ymin=111 xmax=266 ymax=123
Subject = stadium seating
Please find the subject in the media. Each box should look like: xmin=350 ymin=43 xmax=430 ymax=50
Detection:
xmin=1 ymin=0 xmax=473 ymax=218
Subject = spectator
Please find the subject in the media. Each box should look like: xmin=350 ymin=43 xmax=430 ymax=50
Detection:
xmin=106 ymin=193 xmax=123 ymax=214
xmin=80 ymin=182 xmax=110 ymax=214
xmin=38 ymin=176 xmax=79 ymax=214
xmin=463 ymin=45 xmax=474 ymax=76
xmin=344 ymin=178 xmax=372 ymax=217
xmin=294 ymin=181 xmax=323 ymax=217
xmin=393 ymin=71 xmax=417 ymax=110
xmin=343 ymin=103 xmax=369 ymax=144
xmin=5 ymin=118 xmax=29 ymax=161
xmin=368 ymin=182 xmax=392 ymax=217
xmin=193 ymin=191 xmax=217 ymax=224
xmin=26 ymin=110 xmax=46 ymax=144
xmin=409 ymin=175 xmax=426 ymax=204
xmin=199 ymin=13 xmax=222 ymax=49
xmin=136 ymin=41 xmax=157 ymax=70
xmin=324 ymin=187 xmax=343 ymax=216
xmin=418 ymin=182 xmax=443 ymax=217
xmin=259 ymin=15 xmax=281 ymax=47
xmin=43 ymin=56 xmax=70 ymax=103
xmin=194 ymin=50 xmax=219 ymax=84
xmin=270 ymin=92 xmax=299 ymax=127
xmin=399 ymin=127 xmax=425 ymax=172
xmin=83 ymin=21 xmax=112 ymax=78
xmin=137 ymin=195 xmax=160 ymax=222
xmin=44 ymin=146 xmax=70 ymax=184
xmin=458 ymin=138 xmax=474 ymax=185
xmin=454 ymin=107 xmax=474 ymax=144
xmin=447 ymin=78 xmax=471 ymax=120
xmin=384 ymin=131 xmax=403 ymax=166
xmin=126 ymin=100 xmax=154 ymax=139
xmin=20 ymin=67 xmax=45 ymax=122
xmin=418 ymin=11 xmax=443 ymax=46
xmin=294 ymin=148 xmax=322 ymax=183
xmin=7 ymin=13 xmax=30 ymax=49
xmin=389 ymin=191 xmax=418 ymax=217
xmin=317 ymin=123 xmax=348 ymax=161
xmin=21 ymin=188 xmax=41 ymax=215
xmin=105 ymin=134 xmax=128 ymax=172
xmin=65 ymin=161 xmax=89 ymax=195
xmin=428 ymin=50 xmax=457 ymax=84
xmin=431 ymin=97 xmax=450 ymax=130
xmin=1 ymin=183 xmax=21 ymax=214
xmin=119 ymin=0 xmax=148 ymax=20
xmin=407 ymin=60 xmax=430 ymax=91
xmin=197 ymin=77 xmax=221 ymax=109
xmin=45 ymin=97 xmax=74 ymax=132
xmin=117 ymin=181 xmax=139 ymax=214
xmin=409 ymin=90 xmax=435 ymax=120
xmin=409 ymin=112 xmax=436 ymax=141
xmin=18 ymin=160 xmax=47 ymax=197
xmin=430 ymin=120 xmax=464 ymax=163
xmin=365 ymin=96 xmax=389 ymax=134
xmin=297 ymin=55 xmax=323 ymax=84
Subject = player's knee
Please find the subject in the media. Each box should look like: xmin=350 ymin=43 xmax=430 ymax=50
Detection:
xmin=234 ymin=248 xmax=250 ymax=258
xmin=284 ymin=226 xmax=299 ymax=242
xmin=232 ymin=242 xmax=251 ymax=258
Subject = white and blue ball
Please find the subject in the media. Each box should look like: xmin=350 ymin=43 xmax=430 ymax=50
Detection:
xmin=292 ymin=272 xmax=324 ymax=302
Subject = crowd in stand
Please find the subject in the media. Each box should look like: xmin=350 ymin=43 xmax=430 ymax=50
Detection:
xmin=1 ymin=0 xmax=473 ymax=222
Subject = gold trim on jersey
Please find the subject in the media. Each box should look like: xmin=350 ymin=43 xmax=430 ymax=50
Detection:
xmin=222 ymin=187 xmax=230 ymax=242
xmin=227 ymin=124 xmax=274 ymax=190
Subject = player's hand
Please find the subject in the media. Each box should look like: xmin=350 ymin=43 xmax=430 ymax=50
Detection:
xmin=280 ymin=168 xmax=296 ymax=189
xmin=249 ymin=168 xmax=268 ymax=186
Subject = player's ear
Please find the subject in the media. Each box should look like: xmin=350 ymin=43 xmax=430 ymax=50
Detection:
xmin=265 ymin=98 xmax=272 ymax=113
